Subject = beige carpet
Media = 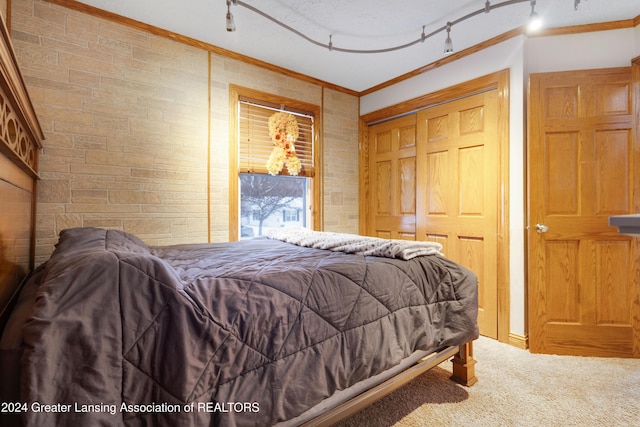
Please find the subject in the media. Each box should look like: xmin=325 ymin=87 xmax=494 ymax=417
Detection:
xmin=336 ymin=337 xmax=640 ymax=426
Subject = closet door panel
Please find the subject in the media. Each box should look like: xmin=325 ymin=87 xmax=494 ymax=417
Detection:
xmin=368 ymin=115 xmax=417 ymax=240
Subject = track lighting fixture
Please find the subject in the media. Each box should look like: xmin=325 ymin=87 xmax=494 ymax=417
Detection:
xmin=444 ymin=22 xmax=454 ymax=54
xmin=224 ymin=0 xmax=583 ymax=54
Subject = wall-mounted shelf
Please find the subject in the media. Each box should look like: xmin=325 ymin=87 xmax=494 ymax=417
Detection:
xmin=609 ymin=215 xmax=640 ymax=237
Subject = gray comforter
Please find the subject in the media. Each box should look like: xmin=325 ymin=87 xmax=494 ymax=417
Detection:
xmin=19 ymin=228 xmax=478 ymax=426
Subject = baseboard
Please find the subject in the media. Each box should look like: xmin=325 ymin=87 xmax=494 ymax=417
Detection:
xmin=508 ymin=333 xmax=528 ymax=350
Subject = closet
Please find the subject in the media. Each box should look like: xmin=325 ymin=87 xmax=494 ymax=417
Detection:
xmin=363 ymin=72 xmax=508 ymax=340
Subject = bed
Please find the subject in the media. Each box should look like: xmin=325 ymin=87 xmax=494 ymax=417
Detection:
xmin=0 ymin=14 xmax=478 ymax=427
xmin=1 ymin=227 xmax=478 ymax=426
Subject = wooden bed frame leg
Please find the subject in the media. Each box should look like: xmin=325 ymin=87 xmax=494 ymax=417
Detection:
xmin=450 ymin=341 xmax=478 ymax=386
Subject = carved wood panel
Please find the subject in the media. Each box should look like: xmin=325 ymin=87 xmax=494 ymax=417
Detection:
xmin=0 ymin=15 xmax=44 ymax=330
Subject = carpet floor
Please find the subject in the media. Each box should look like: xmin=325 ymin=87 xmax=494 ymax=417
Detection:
xmin=335 ymin=336 xmax=640 ymax=426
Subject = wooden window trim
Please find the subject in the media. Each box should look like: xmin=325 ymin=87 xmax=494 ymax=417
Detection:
xmin=229 ymin=85 xmax=322 ymax=241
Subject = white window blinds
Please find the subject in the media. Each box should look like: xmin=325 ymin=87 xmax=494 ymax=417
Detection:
xmin=238 ymin=98 xmax=315 ymax=177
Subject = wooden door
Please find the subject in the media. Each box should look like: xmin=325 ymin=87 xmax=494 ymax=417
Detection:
xmin=416 ymin=90 xmax=500 ymax=339
xmin=368 ymin=115 xmax=417 ymax=240
xmin=528 ymin=68 xmax=640 ymax=357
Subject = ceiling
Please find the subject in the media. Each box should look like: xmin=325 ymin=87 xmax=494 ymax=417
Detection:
xmin=76 ymin=0 xmax=640 ymax=92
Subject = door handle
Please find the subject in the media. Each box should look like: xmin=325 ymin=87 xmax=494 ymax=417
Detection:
xmin=535 ymin=224 xmax=549 ymax=233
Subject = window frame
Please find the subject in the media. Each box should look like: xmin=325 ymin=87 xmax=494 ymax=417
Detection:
xmin=228 ymin=85 xmax=323 ymax=241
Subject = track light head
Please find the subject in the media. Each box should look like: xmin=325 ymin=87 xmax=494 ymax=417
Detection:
xmin=226 ymin=12 xmax=236 ymax=32
xmin=226 ymin=0 xmax=236 ymax=32
xmin=527 ymin=0 xmax=543 ymax=32
xmin=444 ymin=22 xmax=453 ymax=54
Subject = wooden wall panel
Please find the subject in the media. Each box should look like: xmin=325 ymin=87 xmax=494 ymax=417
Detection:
xmin=458 ymin=236 xmax=485 ymax=307
xmin=427 ymin=151 xmax=448 ymax=215
xmin=459 ymin=106 xmax=484 ymax=135
xmin=595 ymin=130 xmax=630 ymax=214
xmin=545 ymin=241 xmax=580 ymax=323
xmin=375 ymin=161 xmax=392 ymax=215
xmin=426 ymin=115 xmax=448 ymax=142
xmin=459 ymin=146 xmax=484 ymax=216
xmin=376 ymin=131 xmax=392 ymax=154
xmin=399 ymin=125 xmax=416 ymax=148
xmin=545 ymin=86 xmax=578 ymax=118
xmin=595 ymin=83 xmax=630 ymax=116
xmin=399 ymin=157 xmax=416 ymax=215
xmin=545 ymin=132 xmax=579 ymax=215
xmin=595 ymin=241 xmax=631 ymax=325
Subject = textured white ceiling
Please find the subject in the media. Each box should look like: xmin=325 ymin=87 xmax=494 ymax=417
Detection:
xmin=76 ymin=0 xmax=640 ymax=92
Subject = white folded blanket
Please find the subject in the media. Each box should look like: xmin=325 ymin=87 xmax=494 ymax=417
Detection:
xmin=266 ymin=228 xmax=442 ymax=260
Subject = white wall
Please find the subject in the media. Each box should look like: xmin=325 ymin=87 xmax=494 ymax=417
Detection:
xmin=361 ymin=25 xmax=638 ymax=338
xmin=526 ymin=27 xmax=636 ymax=73
xmin=360 ymin=36 xmax=525 ymax=116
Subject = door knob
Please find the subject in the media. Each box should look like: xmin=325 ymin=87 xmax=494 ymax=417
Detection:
xmin=535 ymin=224 xmax=549 ymax=233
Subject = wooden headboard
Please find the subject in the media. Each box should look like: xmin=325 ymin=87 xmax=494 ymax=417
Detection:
xmin=0 ymin=15 xmax=44 ymax=330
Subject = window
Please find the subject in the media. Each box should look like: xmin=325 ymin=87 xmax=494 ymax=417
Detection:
xmin=240 ymin=173 xmax=309 ymax=236
xmin=229 ymin=86 xmax=322 ymax=240
xmin=283 ymin=208 xmax=300 ymax=223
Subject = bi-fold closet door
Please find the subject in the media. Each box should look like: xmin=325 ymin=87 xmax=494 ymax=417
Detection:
xmin=367 ymin=89 xmax=500 ymax=339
